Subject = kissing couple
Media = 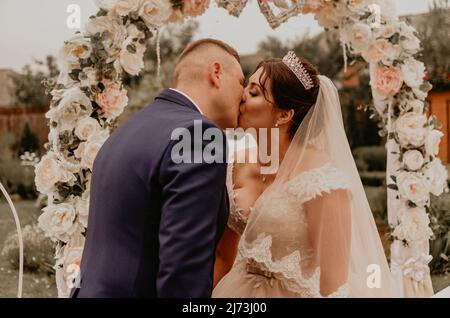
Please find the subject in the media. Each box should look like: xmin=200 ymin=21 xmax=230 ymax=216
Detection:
xmin=71 ymin=38 xmax=400 ymax=298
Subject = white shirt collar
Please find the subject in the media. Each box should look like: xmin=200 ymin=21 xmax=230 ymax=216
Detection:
xmin=169 ymin=88 xmax=203 ymax=115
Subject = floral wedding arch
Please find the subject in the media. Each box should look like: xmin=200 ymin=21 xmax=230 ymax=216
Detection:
xmin=34 ymin=0 xmax=448 ymax=297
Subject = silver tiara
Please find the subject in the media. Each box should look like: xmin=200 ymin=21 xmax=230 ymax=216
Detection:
xmin=282 ymin=51 xmax=314 ymax=90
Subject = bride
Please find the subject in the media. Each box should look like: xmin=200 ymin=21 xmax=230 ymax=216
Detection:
xmin=212 ymin=51 xmax=401 ymax=298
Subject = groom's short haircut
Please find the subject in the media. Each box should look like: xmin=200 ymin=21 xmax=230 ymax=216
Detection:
xmin=174 ymin=38 xmax=240 ymax=85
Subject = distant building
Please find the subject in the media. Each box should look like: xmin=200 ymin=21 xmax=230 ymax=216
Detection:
xmin=0 ymin=69 xmax=17 ymax=107
xmin=0 ymin=69 xmax=48 ymax=148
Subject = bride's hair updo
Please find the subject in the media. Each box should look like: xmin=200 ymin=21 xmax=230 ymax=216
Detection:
xmin=255 ymin=57 xmax=320 ymax=137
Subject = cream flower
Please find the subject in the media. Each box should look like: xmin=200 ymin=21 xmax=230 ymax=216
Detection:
xmin=45 ymin=87 xmax=93 ymax=131
xmin=38 ymin=203 xmax=79 ymax=242
xmin=35 ymin=152 xmax=75 ymax=195
xmin=346 ymin=23 xmax=372 ymax=54
xmin=119 ymin=37 xmax=146 ymax=76
xmin=424 ymin=158 xmax=448 ymax=196
xmin=315 ymin=1 xmax=346 ymax=29
xmin=79 ymin=67 xmax=99 ymax=88
xmin=425 ymin=129 xmax=444 ymax=157
xmin=113 ymin=0 xmax=143 ymax=16
xmin=58 ymin=35 xmax=92 ymax=73
xmin=399 ymin=22 xmax=421 ymax=53
xmin=402 ymin=150 xmax=424 ymax=171
xmin=399 ymin=99 xmax=424 ymax=115
xmin=75 ymin=131 xmax=110 ymax=170
xmin=139 ymin=0 xmax=173 ymax=28
xmin=393 ymin=206 xmax=433 ymax=243
xmin=401 ymin=57 xmax=425 ymax=89
xmin=85 ymin=16 xmax=127 ymax=61
xmin=55 ymin=230 xmax=85 ymax=295
xmin=94 ymin=0 xmax=118 ymax=10
xmin=362 ymin=39 xmax=400 ymax=65
xmin=75 ymin=117 xmax=101 ymax=141
xmin=396 ymin=171 xmax=430 ymax=206
xmin=376 ymin=23 xmax=397 ymax=39
xmin=402 ymin=254 xmax=433 ymax=282
xmin=370 ymin=0 xmax=397 ymax=22
xmin=394 ymin=113 xmax=427 ymax=147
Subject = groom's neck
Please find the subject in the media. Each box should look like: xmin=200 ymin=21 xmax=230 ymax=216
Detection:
xmin=173 ymin=85 xmax=211 ymax=118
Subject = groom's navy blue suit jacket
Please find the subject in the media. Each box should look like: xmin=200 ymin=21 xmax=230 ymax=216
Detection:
xmin=72 ymin=89 xmax=229 ymax=298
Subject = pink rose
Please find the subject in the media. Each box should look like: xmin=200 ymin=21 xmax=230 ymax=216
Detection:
xmin=371 ymin=66 xmax=403 ymax=98
xmin=182 ymin=0 xmax=209 ymax=17
xmin=301 ymin=0 xmax=324 ymax=14
xmin=96 ymin=83 xmax=128 ymax=119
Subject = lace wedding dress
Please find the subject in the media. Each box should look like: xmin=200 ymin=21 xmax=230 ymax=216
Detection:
xmin=214 ymin=75 xmax=400 ymax=298
xmin=213 ymin=162 xmax=351 ymax=298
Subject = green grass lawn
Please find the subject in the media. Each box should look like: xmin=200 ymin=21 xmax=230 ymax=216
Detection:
xmin=0 ymin=199 xmax=56 ymax=298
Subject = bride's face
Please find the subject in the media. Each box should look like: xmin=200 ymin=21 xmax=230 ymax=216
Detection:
xmin=239 ymin=67 xmax=278 ymax=131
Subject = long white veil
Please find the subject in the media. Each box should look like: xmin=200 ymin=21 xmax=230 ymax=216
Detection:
xmin=242 ymin=75 xmax=402 ymax=297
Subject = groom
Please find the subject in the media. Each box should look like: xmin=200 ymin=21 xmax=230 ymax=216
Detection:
xmin=71 ymin=39 xmax=245 ymax=298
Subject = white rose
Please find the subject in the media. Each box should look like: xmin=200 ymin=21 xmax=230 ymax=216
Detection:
xmin=120 ymin=37 xmax=146 ymax=75
xmin=402 ymin=150 xmax=424 ymax=171
xmin=38 ymin=203 xmax=79 ymax=242
xmin=346 ymin=23 xmax=372 ymax=54
xmin=113 ymin=0 xmax=143 ymax=16
xmin=410 ymin=99 xmax=424 ymax=114
xmin=413 ymin=87 xmax=428 ymax=100
xmin=392 ymin=206 xmax=433 ymax=243
xmin=94 ymin=0 xmax=118 ymax=11
xmin=425 ymin=129 xmax=444 ymax=157
xmin=399 ymin=99 xmax=424 ymax=114
xmin=424 ymin=158 xmax=448 ymax=196
xmin=75 ymin=131 xmax=109 ymax=170
xmin=370 ymin=0 xmax=397 ymax=22
xmin=55 ymin=231 xmax=85 ymax=294
xmin=139 ymin=0 xmax=173 ymax=29
xmin=396 ymin=171 xmax=430 ymax=206
xmin=376 ymin=23 xmax=397 ymax=38
xmin=85 ymin=16 xmax=127 ymax=61
xmin=35 ymin=152 xmax=75 ymax=195
xmin=362 ymin=38 xmax=400 ymax=65
xmin=315 ymin=2 xmax=346 ymax=29
xmin=126 ymin=23 xmax=145 ymax=40
xmin=79 ymin=67 xmax=99 ymax=88
xmin=45 ymin=87 xmax=93 ymax=131
xmin=402 ymin=254 xmax=433 ymax=282
xmin=401 ymin=57 xmax=425 ymax=89
xmin=399 ymin=22 xmax=421 ymax=53
xmin=58 ymin=35 xmax=92 ymax=73
xmin=394 ymin=113 xmax=427 ymax=147
xmin=75 ymin=117 xmax=101 ymax=141
xmin=347 ymin=0 xmax=370 ymax=14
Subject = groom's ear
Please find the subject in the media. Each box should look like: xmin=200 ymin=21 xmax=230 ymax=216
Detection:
xmin=208 ymin=62 xmax=222 ymax=88
xmin=277 ymin=109 xmax=295 ymax=126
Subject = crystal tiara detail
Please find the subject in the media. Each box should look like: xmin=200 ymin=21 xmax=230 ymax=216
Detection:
xmin=282 ymin=51 xmax=314 ymax=90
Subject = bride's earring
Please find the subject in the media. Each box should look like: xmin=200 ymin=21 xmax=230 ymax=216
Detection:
xmin=275 ymin=123 xmax=279 ymax=127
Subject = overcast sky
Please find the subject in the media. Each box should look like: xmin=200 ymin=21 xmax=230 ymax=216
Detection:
xmin=0 ymin=0 xmax=435 ymax=71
